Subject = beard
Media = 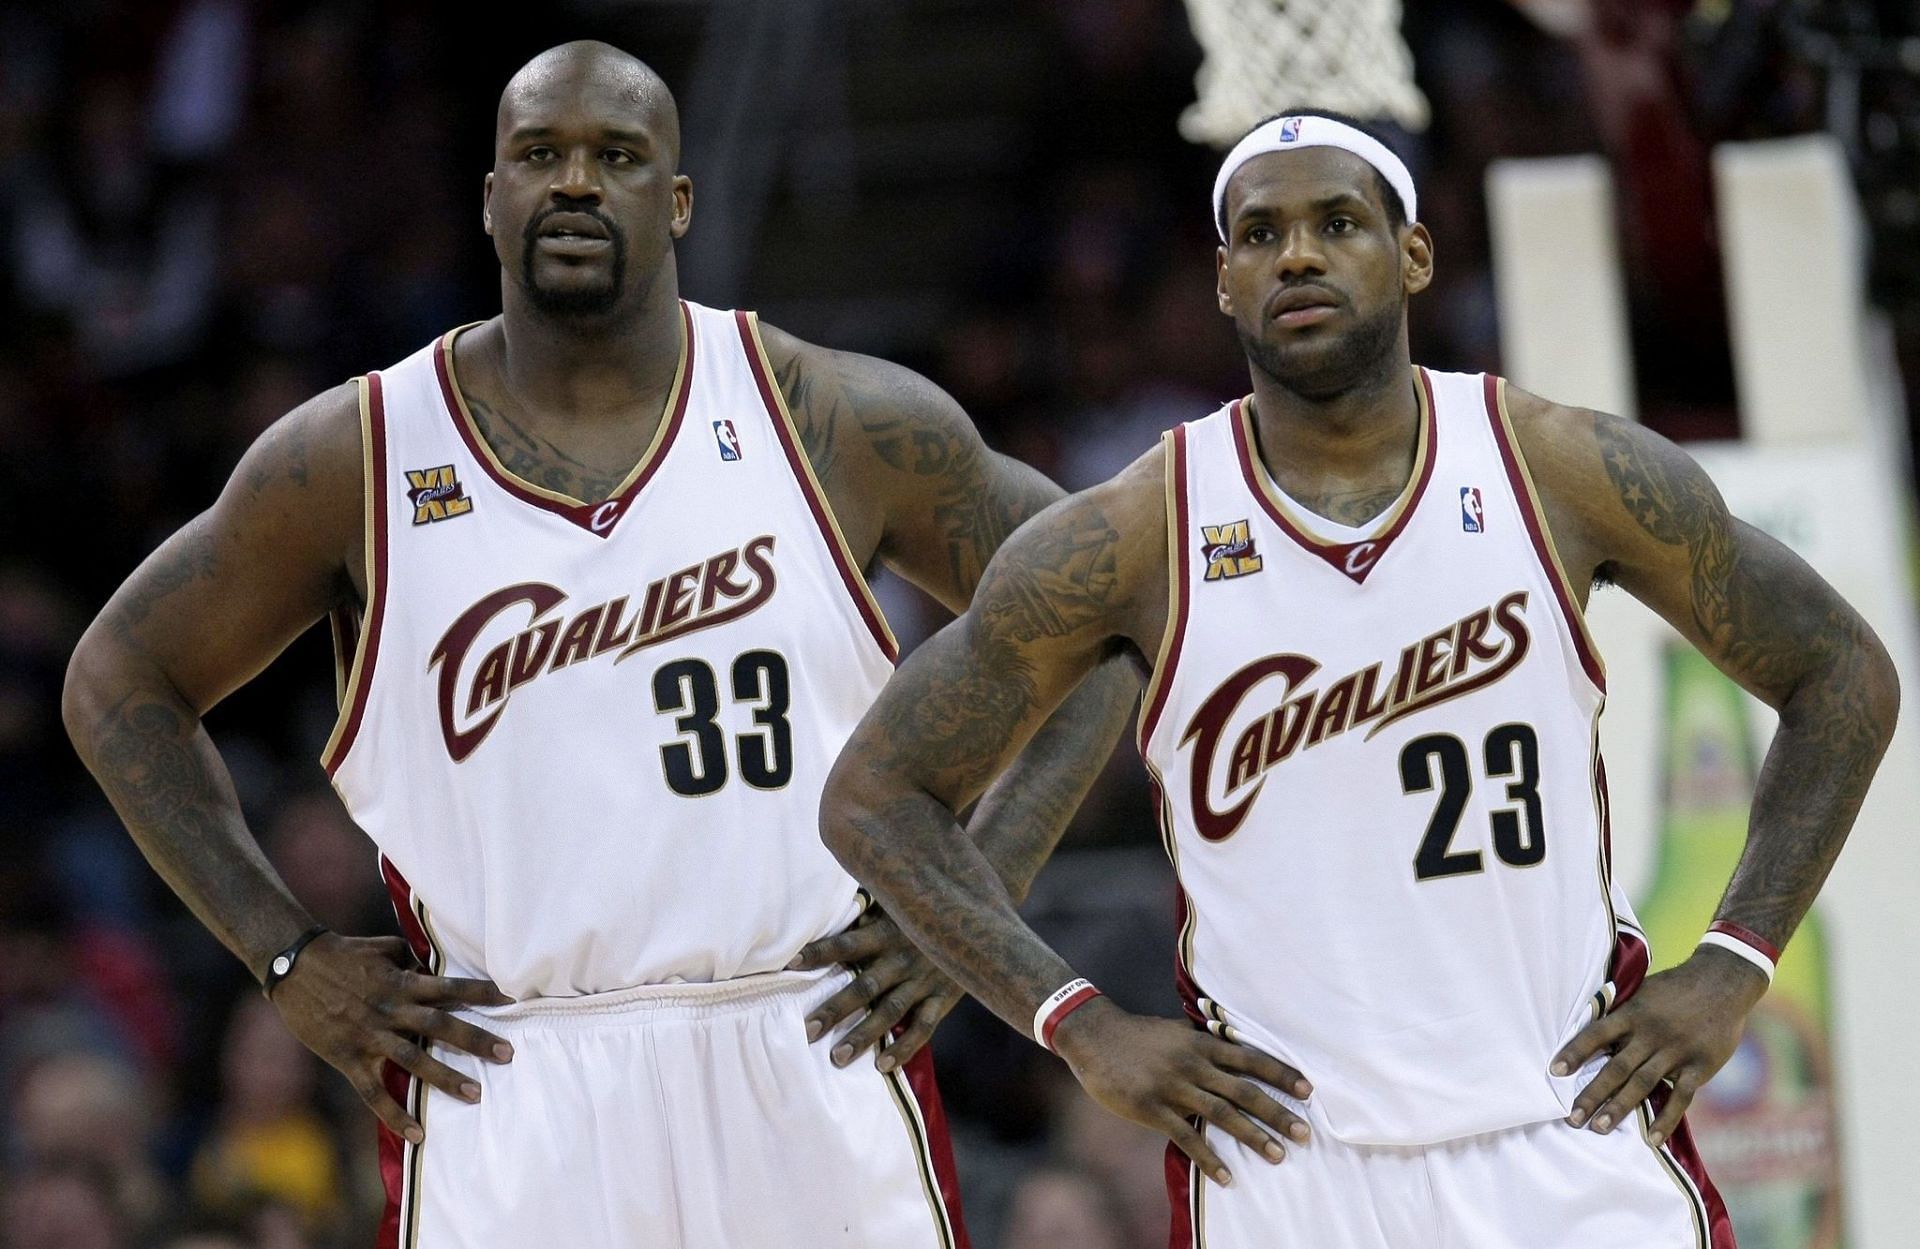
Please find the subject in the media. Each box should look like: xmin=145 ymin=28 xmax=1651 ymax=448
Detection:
xmin=519 ymin=212 xmax=630 ymax=318
xmin=1237 ymin=297 xmax=1404 ymax=399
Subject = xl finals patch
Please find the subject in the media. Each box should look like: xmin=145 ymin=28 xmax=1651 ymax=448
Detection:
xmin=1202 ymin=520 xmax=1263 ymax=581
xmin=407 ymin=465 xmax=473 ymax=525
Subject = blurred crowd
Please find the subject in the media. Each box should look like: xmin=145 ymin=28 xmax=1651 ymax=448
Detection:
xmin=0 ymin=2 xmax=1904 ymax=1247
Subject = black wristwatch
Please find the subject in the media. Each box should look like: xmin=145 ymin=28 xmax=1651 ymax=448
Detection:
xmin=261 ymin=924 xmax=330 ymax=998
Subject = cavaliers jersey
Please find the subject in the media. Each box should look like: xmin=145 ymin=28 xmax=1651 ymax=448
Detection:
xmin=321 ymin=301 xmax=895 ymax=999
xmin=1139 ymin=369 xmax=1651 ymax=1147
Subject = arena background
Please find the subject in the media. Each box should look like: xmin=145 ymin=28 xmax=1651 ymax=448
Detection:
xmin=3 ymin=2 xmax=1918 ymax=1247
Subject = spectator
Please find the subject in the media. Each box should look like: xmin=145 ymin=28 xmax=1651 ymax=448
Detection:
xmin=187 ymin=997 xmax=343 ymax=1237
xmin=1000 ymin=1164 xmax=1131 ymax=1249
xmin=2 ymin=1160 xmax=129 ymax=1249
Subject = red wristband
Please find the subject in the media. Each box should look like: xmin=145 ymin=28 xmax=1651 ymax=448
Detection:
xmin=1034 ymin=979 xmax=1103 ymax=1053
xmin=1706 ymin=920 xmax=1780 ymax=964
xmin=1700 ymin=920 xmax=1780 ymax=983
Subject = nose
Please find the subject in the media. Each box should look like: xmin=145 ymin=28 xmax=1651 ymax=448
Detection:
xmin=1273 ymin=222 xmax=1327 ymax=279
xmin=549 ymin=147 xmax=602 ymax=203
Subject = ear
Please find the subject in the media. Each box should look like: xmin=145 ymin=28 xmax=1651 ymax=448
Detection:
xmin=670 ymin=174 xmax=693 ymax=240
xmin=483 ymin=172 xmax=494 ymax=237
xmin=1402 ymin=223 xmax=1434 ymax=296
xmin=1216 ymin=245 xmax=1233 ymax=316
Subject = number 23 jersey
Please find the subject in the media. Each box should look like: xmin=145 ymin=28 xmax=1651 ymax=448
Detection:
xmin=1138 ymin=369 xmax=1650 ymax=1147
xmin=323 ymin=302 xmax=895 ymax=999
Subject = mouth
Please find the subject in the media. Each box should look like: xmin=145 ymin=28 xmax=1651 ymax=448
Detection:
xmin=1267 ymin=287 xmax=1341 ymax=328
xmin=535 ymin=213 xmax=613 ymax=248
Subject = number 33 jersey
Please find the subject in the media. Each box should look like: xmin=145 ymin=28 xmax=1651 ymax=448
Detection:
xmin=323 ymin=302 xmax=895 ymax=999
xmin=1138 ymin=369 xmax=1650 ymax=1147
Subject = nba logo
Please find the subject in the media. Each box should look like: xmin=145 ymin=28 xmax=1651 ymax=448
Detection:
xmin=1280 ymin=117 xmax=1303 ymax=142
xmin=1460 ymin=487 xmax=1484 ymax=533
xmin=714 ymin=420 xmax=741 ymax=462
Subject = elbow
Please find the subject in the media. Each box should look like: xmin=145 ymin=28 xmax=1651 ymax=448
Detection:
xmin=61 ymin=627 xmax=111 ymax=758
xmin=1818 ymin=619 xmax=1902 ymax=755
xmin=818 ymin=752 xmax=873 ymax=874
xmin=1862 ymin=637 xmax=1901 ymax=751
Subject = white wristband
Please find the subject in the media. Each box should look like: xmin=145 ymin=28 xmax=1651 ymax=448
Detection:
xmin=1698 ymin=931 xmax=1776 ymax=984
xmin=1033 ymin=978 xmax=1103 ymax=1053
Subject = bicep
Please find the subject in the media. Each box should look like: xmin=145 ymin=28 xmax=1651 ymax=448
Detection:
xmin=86 ymin=385 xmax=363 ymax=713
xmin=1589 ymin=414 xmax=1856 ymax=708
xmin=871 ymin=612 xmax=1108 ymax=809
xmin=860 ymin=491 xmax=1135 ymax=807
xmin=879 ymin=438 xmax=1063 ymax=614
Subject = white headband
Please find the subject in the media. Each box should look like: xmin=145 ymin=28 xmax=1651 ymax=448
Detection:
xmin=1212 ymin=115 xmax=1417 ymax=241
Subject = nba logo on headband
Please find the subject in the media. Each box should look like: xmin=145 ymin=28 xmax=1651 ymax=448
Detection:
xmin=1212 ymin=114 xmax=1420 ymax=240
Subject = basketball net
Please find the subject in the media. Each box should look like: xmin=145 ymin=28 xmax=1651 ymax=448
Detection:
xmin=1177 ymin=0 xmax=1431 ymax=148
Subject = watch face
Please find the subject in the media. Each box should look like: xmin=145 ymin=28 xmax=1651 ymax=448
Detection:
xmin=272 ymin=955 xmax=292 ymax=976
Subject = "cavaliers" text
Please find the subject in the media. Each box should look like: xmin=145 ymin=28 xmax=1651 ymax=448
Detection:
xmin=1180 ymin=590 xmax=1533 ymax=840
xmin=428 ymin=536 xmax=779 ymax=761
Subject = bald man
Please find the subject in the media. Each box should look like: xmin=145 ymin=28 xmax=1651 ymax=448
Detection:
xmin=64 ymin=42 xmax=1134 ymax=1247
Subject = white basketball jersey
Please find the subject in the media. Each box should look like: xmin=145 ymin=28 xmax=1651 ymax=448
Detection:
xmin=1139 ymin=369 xmax=1650 ymax=1147
xmin=321 ymin=301 xmax=894 ymax=998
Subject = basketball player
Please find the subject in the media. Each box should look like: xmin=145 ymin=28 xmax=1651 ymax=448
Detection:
xmin=820 ymin=110 xmax=1900 ymax=1247
xmin=61 ymin=42 xmax=1136 ymax=1248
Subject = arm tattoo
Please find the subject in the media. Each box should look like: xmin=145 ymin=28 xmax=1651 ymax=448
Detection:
xmin=825 ymin=500 xmax=1137 ymax=1035
xmin=975 ymin=508 xmax=1123 ymax=643
xmin=845 ymin=791 xmax=1081 ymax=1036
xmin=72 ymin=407 xmax=348 ymax=974
xmin=1595 ymin=416 xmax=1898 ymax=948
xmin=1597 ymin=418 xmax=1760 ymax=677
xmin=775 ymin=347 xmax=1051 ymax=601
xmin=877 ymin=499 xmax=1123 ymax=797
xmin=773 ymin=350 xmax=851 ymax=481
xmin=72 ymin=681 xmax=310 ymax=975
xmin=107 ymin=525 xmax=220 ymax=639
xmin=966 ymin=656 xmax=1139 ymax=905
xmin=831 ymin=635 xmax=1091 ymax=1036
xmin=889 ymin=620 xmax=1044 ymax=799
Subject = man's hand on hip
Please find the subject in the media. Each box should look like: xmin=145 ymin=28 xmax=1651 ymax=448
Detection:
xmin=270 ymin=932 xmax=515 ymax=1143
xmin=1052 ymin=997 xmax=1313 ymax=1186
xmin=1552 ymin=946 xmax=1768 ymax=1146
xmin=791 ymin=908 xmax=962 ymax=1074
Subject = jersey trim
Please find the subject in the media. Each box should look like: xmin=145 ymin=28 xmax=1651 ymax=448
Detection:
xmin=433 ymin=303 xmax=695 ymax=538
xmin=376 ymin=856 xmax=440 ymax=1249
xmin=887 ymin=1050 xmax=971 ymax=1249
xmin=327 ymin=608 xmax=356 ymax=706
xmin=735 ymin=310 xmax=899 ymax=663
xmin=1483 ymin=376 xmax=1607 ymax=691
xmin=1230 ymin=366 xmax=1437 ymax=584
xmin=1165 ymin=1138 xmax=1205 ymax=1248
xmin=1137 ymin=425 xmax=1192 ymax=754
xmin=1652 ymin=1097 xmax=1737 ymax=1249
xmin=321 ymin=374 xmax=390 ymax=777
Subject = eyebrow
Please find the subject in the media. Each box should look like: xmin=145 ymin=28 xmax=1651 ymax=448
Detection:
xmin=1239 ymin=191 xmax=1372 ymax=217
xmin=507 ymin=125 xmax=654 ymax=147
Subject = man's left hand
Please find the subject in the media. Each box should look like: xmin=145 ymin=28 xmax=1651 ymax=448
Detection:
xmin=790 ymin=908 xmax=961 ymax=1073
xmin=1552 ymin=946 xmax=1769 ymax=1146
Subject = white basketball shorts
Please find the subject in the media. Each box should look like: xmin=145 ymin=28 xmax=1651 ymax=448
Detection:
xmin=375 ymin=968 xmax=967 ymax=1248
xmin=1168 ymin=1085 xmax=1734 ymax=1248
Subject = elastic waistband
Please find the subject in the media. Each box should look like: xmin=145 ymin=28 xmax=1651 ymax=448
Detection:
xmin=466 ymin=967 xmax=844 ymax=1029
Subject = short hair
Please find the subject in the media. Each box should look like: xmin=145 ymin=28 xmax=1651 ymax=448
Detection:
xmin=1220 ymin=108 xmax=1409 ymax=234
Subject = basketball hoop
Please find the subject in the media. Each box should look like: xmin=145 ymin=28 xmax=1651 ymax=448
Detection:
xmin=1177 ymin=0 xmax=1430 ymax=148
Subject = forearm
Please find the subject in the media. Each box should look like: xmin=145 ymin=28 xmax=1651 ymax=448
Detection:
xmin=63 ymin=645 xmax=314 ymax=977
xmin=1714 ymin=629 xmax=1899 ymax=950
xmin=827 ymin=767 xmax=1083 ymax=1040
xmin=966 ymin=655 xmax=1139 ymax=904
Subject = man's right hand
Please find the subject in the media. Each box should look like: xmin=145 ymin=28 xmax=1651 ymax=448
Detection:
xmin=268 ymin=932 xmax=515 ymax=1143
xmin=1051 ymin=997 xmax=1312 ymax=1186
